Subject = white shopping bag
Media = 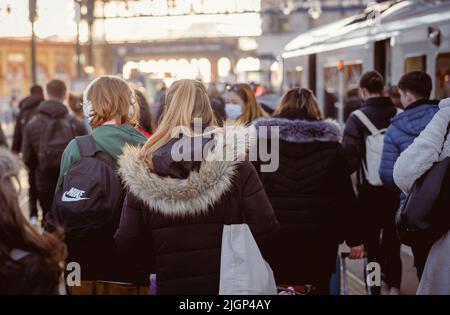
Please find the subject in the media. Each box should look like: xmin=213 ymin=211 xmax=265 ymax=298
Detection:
xmin=219 ymin=224 xmax=277 ymax=295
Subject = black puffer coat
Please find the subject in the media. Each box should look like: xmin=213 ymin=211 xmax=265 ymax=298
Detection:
xmin=115 ymin=127 xmax=279 ymax=295
xmin=252 ymin=117 xmax=363 ymax=286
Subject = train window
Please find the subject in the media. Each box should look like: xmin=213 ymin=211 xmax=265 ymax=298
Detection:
xmin=404 ymin=55 xmax=427 ymax=73
xmin=436 ymin=53 xmax=450 ymax=99
xmin=323 ymin=63 xmax=363 ymax=121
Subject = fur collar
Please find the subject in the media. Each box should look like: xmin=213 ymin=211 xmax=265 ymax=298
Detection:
xmin=252 ymin=117 xmax=341 ymax=143
xmin=118 ymin=125 xmax=248 ymax=218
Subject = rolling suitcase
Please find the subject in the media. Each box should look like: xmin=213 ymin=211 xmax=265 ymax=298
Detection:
xmin=340 ymin=252 xmax=373 ymax=295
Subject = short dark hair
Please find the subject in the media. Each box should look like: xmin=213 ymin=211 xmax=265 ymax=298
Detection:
xmin=46 ymin=80 xmax=67 ymax=100
xmin=359 ymin=71 xmax=384 ymax=94
xmin=398 ymin=71 xmax=432 ymax=99
xmin=30 ymin=85 xmax=43 ymax=97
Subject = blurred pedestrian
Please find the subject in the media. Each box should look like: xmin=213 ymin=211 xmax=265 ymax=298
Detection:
xmin=387 ymin=86 xmax=403 ymax=109
xmin=134 ymin=89 xmax=153 ymax=137
xmin=68 ymin=93 xmax=84 ymax=121
xmin=224 ymin=83 xmax=268 ymax=125
xmin=21 ymin=80 xmax=87 ymax=223
xmin=0 ymin=147 xmax=66 ymax=295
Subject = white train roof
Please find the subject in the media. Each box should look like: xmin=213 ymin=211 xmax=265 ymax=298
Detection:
xmin=283 ymin=0 xmax=450 ymax=58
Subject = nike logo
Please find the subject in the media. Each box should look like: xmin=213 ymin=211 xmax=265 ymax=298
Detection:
xmin=61 ymin=187 xmax=90 ymax=202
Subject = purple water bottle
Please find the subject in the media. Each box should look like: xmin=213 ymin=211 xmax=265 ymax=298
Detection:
xmin=150 ymin=273 xmax=157 ymax=295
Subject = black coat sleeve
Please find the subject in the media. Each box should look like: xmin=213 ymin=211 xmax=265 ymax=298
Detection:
xmin=115 ymin=192 xmax=153 ymax=260
xmin=0 ymin=123 xmax=7 ymax=148
xmin=327 ymin=145 xmax=364 ymax=247
xmin=11 ymin=113 xmax=23 ymax=152
xmin=21 ymin=121 xmax=37 ymax=170
xmin=238 ymin=161 xmax=279 ymax=242
xmin=342 ymin=114 xmax=364 ymax=174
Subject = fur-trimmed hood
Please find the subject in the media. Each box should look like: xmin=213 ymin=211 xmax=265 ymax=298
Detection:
xmin=118 ymin=125 xmax=249 ymax=218
xmin=252 ymin=117 xmax=341 ymax=143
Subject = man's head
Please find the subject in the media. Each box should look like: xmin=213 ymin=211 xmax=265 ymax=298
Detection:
xmin=398 ymin=71 xmax=432 ymax=108
xmin=30 ymin=85 xmax=43 ymax=98
xmin=46 ymin=79 xmax=67 ymax=102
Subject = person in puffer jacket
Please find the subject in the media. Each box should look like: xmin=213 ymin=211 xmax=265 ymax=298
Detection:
xmin=115 ymin=79 xmax=279 ymax=295
xmin=393 ymin=98 xmax=450 ymax=294
xmin=379 ymin=71 xmax=439 ymax=192
xmin=379 ymin=71 xmax=439 ymax=279
xmin=253 ymin=88 xmax=365 ymax=295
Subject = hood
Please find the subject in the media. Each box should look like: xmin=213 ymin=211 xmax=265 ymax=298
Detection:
xmin=38 ymin=100 xmax=68 ymax=118
xmin=362 ymin=96 xmax=394 ymax=109
xmin=252 ymin=117 xmax=341 ymax=143
xmin=92 ymin=124 xmax=147 ymax=162
xmin=391 ymin=101 xmax=439 ymax=137
xmin=118 ymin=125 xmax=248 ymax=218
xmin=20 ymin=95 xmax=43 ymax=110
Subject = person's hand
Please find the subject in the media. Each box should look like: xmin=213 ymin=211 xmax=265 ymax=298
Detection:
xmin=349 ymin=244 xmax=365 ymax=260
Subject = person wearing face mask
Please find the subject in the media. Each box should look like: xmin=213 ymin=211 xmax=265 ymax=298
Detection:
xmin=225 ymin=83 xmax=268 ymax=124
xmin=47 ymin=76 xmax=148 ymax=294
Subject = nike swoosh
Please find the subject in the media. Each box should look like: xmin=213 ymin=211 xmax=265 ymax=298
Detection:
xmin=62 ymin=193 xmax=90 ymax=202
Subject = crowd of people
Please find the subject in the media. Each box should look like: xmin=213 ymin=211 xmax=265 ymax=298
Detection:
xmin=0 ymin=69 xmax=449 ymax=295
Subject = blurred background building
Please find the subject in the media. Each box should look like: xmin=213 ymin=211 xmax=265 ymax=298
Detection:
xmin=0 ymin=0 xmax=379 ymax=102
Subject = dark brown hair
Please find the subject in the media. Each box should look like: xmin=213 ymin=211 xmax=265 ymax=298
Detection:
xmin=68 ymin=93 xmax=83 ymax=117
xmin=274 ymin=87 xmax=322 ymax=120
xmin=0 ymin=148 xmax=66 ymax=286
xmin=46 ymin=79 xmax=67 ymax=100
xmin=359 ymin=71 xmax=384 ymax=94
xmin=398 ymin=71 xmax=432 ymax=99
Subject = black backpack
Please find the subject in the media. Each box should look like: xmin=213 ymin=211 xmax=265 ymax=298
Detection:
xmin=52 ymin=135 xmax=123 ymax=239
xmin=38 ymin=115 xmax=76 ymax=176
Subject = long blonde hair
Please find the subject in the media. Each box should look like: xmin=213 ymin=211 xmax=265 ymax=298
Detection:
xmin=229 ymin=83 xmax=268 ymax=125
xmin=141 ymin=79 xmax=217 ymax=171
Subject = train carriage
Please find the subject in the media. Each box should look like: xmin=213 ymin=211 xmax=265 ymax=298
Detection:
xmin=282 ymin=0 xmax=450 ymax=124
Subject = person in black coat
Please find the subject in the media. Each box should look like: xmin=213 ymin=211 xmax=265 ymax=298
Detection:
xmin=342 ymin=71 xmax=402 ymax=295
xmin=252 ymin=87 xmax=364 ymax=295
xmin=115 ymin=79 xmax=279 ymax=295
xmin=22 ymin=80 xmax=87 ymax=220
xmin=11 ymin=85 xmax=44 ymax=220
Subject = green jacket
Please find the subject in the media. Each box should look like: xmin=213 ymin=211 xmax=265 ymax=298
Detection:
xmin=56 ymin=123 xmax=147 ymax=189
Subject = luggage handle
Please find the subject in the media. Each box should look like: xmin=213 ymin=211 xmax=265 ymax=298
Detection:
xmin=340 ymin=251 xmax=372 ymax=296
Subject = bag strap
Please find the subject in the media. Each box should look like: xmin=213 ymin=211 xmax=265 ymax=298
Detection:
xmin=353 ymin=110 xmax=380 ymax=135
xmin=76 ymin=135 xmax=98 ymax=158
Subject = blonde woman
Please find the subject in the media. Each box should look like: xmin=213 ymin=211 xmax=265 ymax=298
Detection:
xmin=115 ymin=79 xmax=278 ymax=295
xmin=224 ymin=83 xmax=268 ymax=125
xmin=50 ymin=75 xmax=147 ymax=290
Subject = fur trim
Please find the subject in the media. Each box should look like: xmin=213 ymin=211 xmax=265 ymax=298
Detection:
xmin=252 ymin=117 xmax=341 ymax=143
xmin=118 ymin=125 xmax=249 ymax=218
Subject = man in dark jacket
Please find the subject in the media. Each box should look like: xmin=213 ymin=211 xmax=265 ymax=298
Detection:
xmin=12 ymin=85 xmax=44 ymax=153
xmin=12 ymin=85 xmax=44 ymax=220
xmin=342 ymin=71 xmax=402 ymax=294
xmin=22 ymin=80 xmax=87 ymax=220
xmin=379 ymin=71 xmax=439 ymax=278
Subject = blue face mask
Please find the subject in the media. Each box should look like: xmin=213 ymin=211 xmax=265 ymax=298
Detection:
xmin=225 ymin=103 xmax=243 ymax=120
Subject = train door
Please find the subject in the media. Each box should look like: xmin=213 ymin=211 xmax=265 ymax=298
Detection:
xmin=374 ymin=39 xmax=391 ymax=85
xmin=308 ymin=54 xmax=317 ymax=94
